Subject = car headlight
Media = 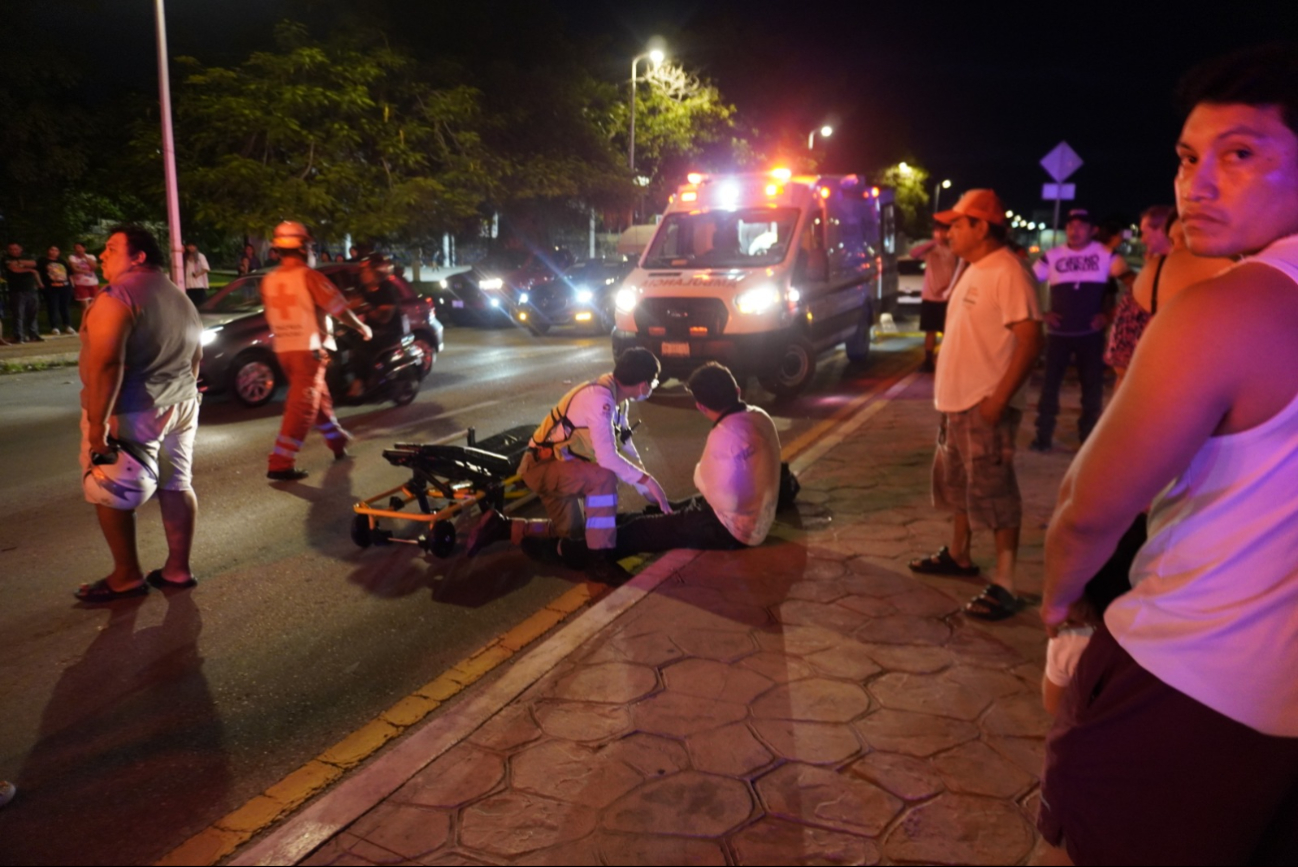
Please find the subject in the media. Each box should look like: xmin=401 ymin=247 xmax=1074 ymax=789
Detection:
xmin=479 ymin=277 xmax=503 ymax=291
xmin=518 ymin=292 xmax=529 ymax=305
xmin=200 ymin=326 xmax=222 ymax=346
xmin=489 ymin=297 xmax=500 ymax=308
xmin=575 ymin=288 xmax=594 ymax=304
xmin=615 ymin=286 xmax=638 ymax=314
xmin=438 ymin=279 xmax=448 ymax=289
xmin=735 ymin=284 xmax=781 ymax=315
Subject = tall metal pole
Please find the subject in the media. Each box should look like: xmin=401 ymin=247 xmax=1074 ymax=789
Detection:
xmin=155 ymin=0 xmax=184 ymax=288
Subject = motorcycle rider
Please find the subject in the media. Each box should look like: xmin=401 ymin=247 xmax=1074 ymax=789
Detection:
xmin=466 ymin=347 xmax=672 ymax=579
xmin=261 ymin=221 xmax=371 ymax=481
xmin=343 ymin=253 xmax=409 ymax=397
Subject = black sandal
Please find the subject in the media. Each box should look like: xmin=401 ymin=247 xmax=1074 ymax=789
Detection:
xmin=908 ymin=546 xmax=980 ymax=576
xmin=965 ymin=584 xmax=1021 ymax=621
xmin=75 ymin=578 xmax=149 ymax=604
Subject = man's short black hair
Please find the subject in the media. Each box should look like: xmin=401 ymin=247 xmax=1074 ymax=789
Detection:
xmin=1177 ymin=43 xmax=1298 ymax=136
xmin=687 ymin=362 xmax=742 ymax=412
xmin=613 ymin=347 xmax=660 ymax=386
xmin=107 ymin=224 xmax=164 ymax=268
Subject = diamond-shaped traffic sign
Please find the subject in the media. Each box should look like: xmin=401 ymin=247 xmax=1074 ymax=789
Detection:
xmin=1040 ymin=141 xmax=1083 ymax=183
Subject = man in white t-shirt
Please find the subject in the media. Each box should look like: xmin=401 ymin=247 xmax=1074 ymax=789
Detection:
xmin=1039 ymin=45 xmax=1298 ymax=864
xmin=907 ymin=189 xmax=1042 ymax=622
xmin=1030 ymin=209 xmax=1133 ymax=451
xmin=183 ymin=242 xmax=211 ymax=306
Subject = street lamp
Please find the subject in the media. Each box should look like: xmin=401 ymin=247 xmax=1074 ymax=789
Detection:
xmin=807 ymin=125 xmax=833 ymax=150
xmin=932 ymin=178 xmax=951 ymax=214
xmin=629 ymin=46 xmax=665 ymax=171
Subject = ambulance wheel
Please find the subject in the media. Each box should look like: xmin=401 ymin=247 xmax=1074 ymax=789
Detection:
xmin=845 ymin=308 xmax=873 ymax=365
xmin=351 ymin=514 xmax=373 ymax=548
xmin=761 ymin=338 xmax=816 ymax=399
xmin=430 ymin=520 xmax=456 ymax=558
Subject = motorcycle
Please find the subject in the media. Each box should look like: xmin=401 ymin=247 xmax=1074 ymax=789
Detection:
xmin=327 ymin=329 xmax=426 ymax=407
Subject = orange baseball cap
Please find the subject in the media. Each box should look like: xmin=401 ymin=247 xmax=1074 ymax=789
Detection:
xmin=935 ymin=189 xmax=1007 ymax=226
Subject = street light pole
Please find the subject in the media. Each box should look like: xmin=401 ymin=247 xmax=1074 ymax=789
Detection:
xmin=932 ymin=178 xmax=952 ymax=214
xmin=807 ymin=124 xmax=833 ymax=150
xmin=628 ymin=48 xmax=664 ymax=172
xmin=154 ymin=0 xmax=184 ymax=288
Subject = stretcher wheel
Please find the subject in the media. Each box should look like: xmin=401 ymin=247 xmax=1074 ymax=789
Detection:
xmin=431 ymin=520 xmax=456 ymax=558
xmin=351 ymin=513 xmax=372 ymax=548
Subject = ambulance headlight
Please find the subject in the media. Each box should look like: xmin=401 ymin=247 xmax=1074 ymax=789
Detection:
xmin=200 ymin=326 xmax=222 ymax=347
xmin=575 ymin=287 xmax=594 ymax=304
xmin=615 ymin=287 xmax=638 ymax=313
xmin=735 ymin=284 xmax=781 ymax=315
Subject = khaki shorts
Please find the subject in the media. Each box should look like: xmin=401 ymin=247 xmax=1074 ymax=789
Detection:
xmin=80 ymin=398 xmax=201 ymax=495
xmin=931 ymin=406 xmax=1021 ymax=529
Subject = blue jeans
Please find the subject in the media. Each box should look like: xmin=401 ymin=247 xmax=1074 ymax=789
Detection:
xmin=1036 ymin=331 xmax=1106 ymax=443
xmin=11 ymin=290 xmax=40 ymax=340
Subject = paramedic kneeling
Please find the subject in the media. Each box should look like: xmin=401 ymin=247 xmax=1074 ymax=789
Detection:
xmin=614 ymin=362 xmax=782 ymax=556
xmin=466 ymin=347 xmax=671 ymax=563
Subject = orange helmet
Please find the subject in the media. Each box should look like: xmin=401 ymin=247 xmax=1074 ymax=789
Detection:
xmin=271 ymin=221 xmax=313 ymax=250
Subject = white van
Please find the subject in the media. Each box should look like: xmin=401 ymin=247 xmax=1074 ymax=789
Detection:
xmin=611 ymin=171 xmax=898 ymax=397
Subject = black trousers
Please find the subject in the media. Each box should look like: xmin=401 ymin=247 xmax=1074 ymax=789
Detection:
xmin=1036 ymin=331 xmax=1106 ymax=443
xmin=45 ymin=285 xmax=73 ymax=331
xmin=11 ymin=290 xmax=40 ymax=339
xmin=614 ymin=495 xmax=744 ymax=557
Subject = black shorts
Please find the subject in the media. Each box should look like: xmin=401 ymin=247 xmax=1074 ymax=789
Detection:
xmin=1039 ymin=625 xmax=1298 ymax=865
xmin=919 ymin=299 xmax=948 ymax=333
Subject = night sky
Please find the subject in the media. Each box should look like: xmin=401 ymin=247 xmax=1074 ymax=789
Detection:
xmin=46 ymin=1 xmax=1298 ymax=224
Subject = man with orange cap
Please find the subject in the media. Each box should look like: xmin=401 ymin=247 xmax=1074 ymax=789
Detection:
xmin=907 ymin=189 xmax=1043 ymax=621
xmin=261 ymin=221 xmax=371 ymax=481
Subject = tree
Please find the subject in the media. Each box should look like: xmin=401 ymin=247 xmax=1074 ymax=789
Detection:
xmin=876 ymin=161 xmax=931 ymax=240
xmin=153 ymin=23 xmax=496 ymax=248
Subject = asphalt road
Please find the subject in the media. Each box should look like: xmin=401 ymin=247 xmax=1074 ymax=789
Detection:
xmin=0 ymin=324 xmax=920 ymax=865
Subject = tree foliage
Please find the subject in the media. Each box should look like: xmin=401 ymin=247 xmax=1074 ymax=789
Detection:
xmin=876 ymin=161 xmax=931 ymax=239
xmin=167 ymin=23 xmax=493 ymax=245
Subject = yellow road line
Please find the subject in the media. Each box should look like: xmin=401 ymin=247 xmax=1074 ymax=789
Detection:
xmin=159 ymin=358 xmax=922 ymax=866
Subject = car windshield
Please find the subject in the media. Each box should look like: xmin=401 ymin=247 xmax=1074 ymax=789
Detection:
xmin=643 ymin=208 xmax=800 ymax=269
xmin=564 ymin=261 xmax=626 ymax=284
xmin=202 ymin=274 xmax=264 ymax=314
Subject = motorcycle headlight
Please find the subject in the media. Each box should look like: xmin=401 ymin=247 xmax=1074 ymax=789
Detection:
xmin=200 ymin=326 xmax=222 ymax=347
xmin=735 ymin=284 xmax=781 ymax=315
xmin=479 ymin=277 xmax=503 ymax=291
xmin=575 ymin=288 xmax=594 ymax=304
xmin=615 ymin=286 xmax=638 ymax=314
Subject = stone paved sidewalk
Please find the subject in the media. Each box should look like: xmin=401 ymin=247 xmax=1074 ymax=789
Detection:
xmin=279 ymin=373 xmax=1076 ymax=866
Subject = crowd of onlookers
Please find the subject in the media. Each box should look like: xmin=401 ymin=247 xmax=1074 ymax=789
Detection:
xmin=1 ymin=241 xmax=103 ymax=344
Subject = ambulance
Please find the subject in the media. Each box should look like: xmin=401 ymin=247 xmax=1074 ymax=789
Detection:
xmin=611 ymin=170 xmax=898 ymax=397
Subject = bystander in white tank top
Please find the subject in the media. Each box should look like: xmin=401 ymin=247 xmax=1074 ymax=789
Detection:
xmin=1105 ymin=234 xmax=1298 ymax=736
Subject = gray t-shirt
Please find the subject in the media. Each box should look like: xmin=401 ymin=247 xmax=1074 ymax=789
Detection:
xmin=84 ymin=266 xmax=202 ymax=413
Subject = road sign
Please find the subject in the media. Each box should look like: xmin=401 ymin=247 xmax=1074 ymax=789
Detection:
xmin=1040 ymin=142 xmax=1083 ymax=183
xmin=1042 ymin=183 xmax=1076 ymax=200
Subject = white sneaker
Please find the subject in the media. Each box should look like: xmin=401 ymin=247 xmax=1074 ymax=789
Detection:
xmin=50 ymin=328 xmax=61 ymax=336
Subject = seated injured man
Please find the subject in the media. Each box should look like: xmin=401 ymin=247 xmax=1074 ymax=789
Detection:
xmin=615 ymin=362 xmax=782 ymax=556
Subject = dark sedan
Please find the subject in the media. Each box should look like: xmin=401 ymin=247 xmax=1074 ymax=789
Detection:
xmin=432 ymin=248 xmax=575 ymax=327
xmin=198 ymin=262 xmax=444 ymax=407
xmin=514 ymin=258 xmax=634 ymax=334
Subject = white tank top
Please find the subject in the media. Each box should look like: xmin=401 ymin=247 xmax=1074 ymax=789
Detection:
xmin=1105 ymin=234 xmax=1298 ymax=736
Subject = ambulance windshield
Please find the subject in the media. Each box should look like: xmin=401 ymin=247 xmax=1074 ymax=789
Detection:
xmin=643 ymin=208 xmax=800 ymax=269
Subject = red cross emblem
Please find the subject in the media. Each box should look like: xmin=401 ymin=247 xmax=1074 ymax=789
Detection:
xmin=263 ymin=279 xmax=298 ymax=321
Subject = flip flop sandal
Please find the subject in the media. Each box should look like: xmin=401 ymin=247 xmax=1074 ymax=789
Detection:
xmin=908 ymin=546 xmax=980 ymax=576
xmin=965 ymin=584 xmax=1021 ymax=621
xmin=145 ymin=569 xmax=198 ymax=590
xmin=75 ymin=578 xmax=149 ymax=604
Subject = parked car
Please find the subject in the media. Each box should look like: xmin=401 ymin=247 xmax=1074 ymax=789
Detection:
xmin=197 ymin=262 xmax=444 ymax=407
xmin=432 ymin=248 xmax=575 ymax=327
xmin=896 ymin=256 xmax=925 ymax=308
xmin=515 ymin=258 xmax=635 ymax=334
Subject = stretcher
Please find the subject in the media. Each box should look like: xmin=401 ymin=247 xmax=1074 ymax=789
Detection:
xmin=350 ymin=424 xmax=534 ymax=557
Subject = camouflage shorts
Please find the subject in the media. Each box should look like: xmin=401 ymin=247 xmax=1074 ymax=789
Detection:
xmin=931 ymin=406 xmax=1022 ymax=529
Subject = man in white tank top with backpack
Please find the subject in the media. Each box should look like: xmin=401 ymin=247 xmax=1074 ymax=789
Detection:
xmin=1038 ymin=45 xmax=1298 ymax=864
